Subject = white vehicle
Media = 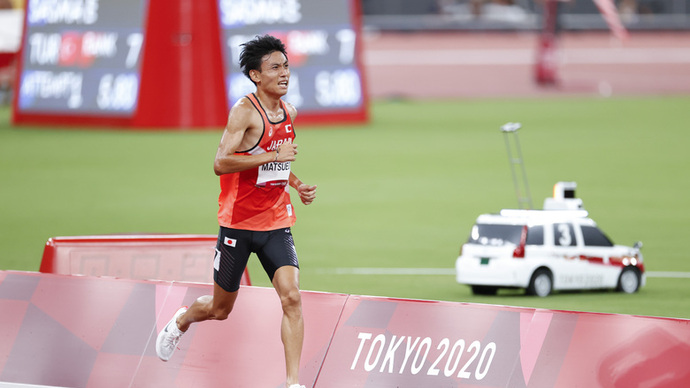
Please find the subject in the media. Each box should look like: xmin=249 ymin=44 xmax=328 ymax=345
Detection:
xmin=455 ymin=183 xmax=645 ymax=297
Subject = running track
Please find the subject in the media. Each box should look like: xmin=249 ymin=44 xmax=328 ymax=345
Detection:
xmin=362 ymin=31 xmax=690 ymax=99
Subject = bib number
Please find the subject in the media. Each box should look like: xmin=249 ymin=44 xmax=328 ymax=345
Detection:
xmin=256 ymin=161 xmax=291 ymax=186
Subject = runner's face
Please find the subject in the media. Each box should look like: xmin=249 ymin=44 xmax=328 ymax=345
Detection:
xmin=255 ymin=51 xmax=290 ymax=96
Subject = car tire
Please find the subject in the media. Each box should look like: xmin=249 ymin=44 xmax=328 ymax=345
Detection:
xmin=617 ymin=267 xmax=641 ymax=294
xmin=471 ymin=285 xmax=498 ymax=295
xmin=527 ymin=268 xmax=553 ymax=297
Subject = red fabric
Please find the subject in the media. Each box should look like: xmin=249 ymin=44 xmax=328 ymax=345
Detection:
xmin=217 ymin=94 xmax=297 ymax=231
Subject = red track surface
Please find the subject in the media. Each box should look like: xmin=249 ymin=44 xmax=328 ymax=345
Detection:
xmin=362 ymin=31 xmax=690 ymax=99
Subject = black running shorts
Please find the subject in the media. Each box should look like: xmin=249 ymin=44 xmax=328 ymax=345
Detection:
xmin=213 ymin=226 xmax=299 ymax=292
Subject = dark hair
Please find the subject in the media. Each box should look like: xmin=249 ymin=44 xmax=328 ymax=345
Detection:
xmin=239 ymin=35 xmax=288 ymax=83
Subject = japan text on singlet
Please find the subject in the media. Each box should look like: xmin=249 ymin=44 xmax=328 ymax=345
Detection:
xmin=217 ymin=93 xmax=296 ymax=231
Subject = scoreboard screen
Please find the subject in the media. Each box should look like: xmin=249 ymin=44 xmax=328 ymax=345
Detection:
xmin=217 ymin=0 xmax=366 ymax=118
xmin=17 ymin=0 xmax=147 ymax=117
xmin=13 ymin=0 xmax=366 ymax=127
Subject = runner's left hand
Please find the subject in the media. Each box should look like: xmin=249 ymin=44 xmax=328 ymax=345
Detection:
xmin=297 ymin=184 xmax=317 ymax=205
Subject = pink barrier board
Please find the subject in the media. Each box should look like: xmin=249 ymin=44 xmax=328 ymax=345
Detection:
xmin=317 ymin=296 xmax=690 ymax=387
xmin=39 ymin=235 xmax=251 ymax=286
xmin=0 ymin=271 xmax=344 ymax=388
xmin=0 ymin=271 xmax=688 ymax=387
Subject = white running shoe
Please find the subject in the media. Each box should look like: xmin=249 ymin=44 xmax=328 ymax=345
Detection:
xmin=156 ymin=307 xmax=187 ymax=361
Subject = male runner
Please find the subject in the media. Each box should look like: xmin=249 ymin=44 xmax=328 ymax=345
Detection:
xmin=156 ymin=35 xmax=316 ymax=388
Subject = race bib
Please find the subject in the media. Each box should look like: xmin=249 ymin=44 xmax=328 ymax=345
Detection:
xmin=256 ymin=161 xmax=291 ymax=186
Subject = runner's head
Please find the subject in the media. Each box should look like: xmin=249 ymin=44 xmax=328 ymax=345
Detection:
xmin=240 ymin=35 xmax=289 ymax=85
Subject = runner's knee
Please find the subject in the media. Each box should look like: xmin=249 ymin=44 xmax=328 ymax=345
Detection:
xmin=279 ymin=288 xmax=302 ymax=311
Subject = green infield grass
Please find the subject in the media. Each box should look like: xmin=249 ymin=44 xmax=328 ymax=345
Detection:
xmin=1 ymin=95 xmax=689 ymax=319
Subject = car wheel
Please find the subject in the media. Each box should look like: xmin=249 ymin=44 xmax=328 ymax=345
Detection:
xmin=617 ymin=267 xmax=640 ymax=293
xmin=527 ymin=269 xmax=553 ymax=297
xmin=471 ymin=285 xmax=498 ymax=295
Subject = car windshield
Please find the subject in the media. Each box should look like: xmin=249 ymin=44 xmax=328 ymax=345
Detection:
xmin=581 ymin=225 xmax=614 ymax=247
xmin=468 ymin=223 xmax=523 ymax=246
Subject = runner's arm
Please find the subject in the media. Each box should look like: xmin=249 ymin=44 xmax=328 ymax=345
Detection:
xmin=213 ymin=100 xmax=294 ymax=175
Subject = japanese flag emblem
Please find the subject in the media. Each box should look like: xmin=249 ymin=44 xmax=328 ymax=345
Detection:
xmin=224 ymin=237 xmax=236 ymax=247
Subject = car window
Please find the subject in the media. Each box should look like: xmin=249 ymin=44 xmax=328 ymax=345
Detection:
xmin=581 ymin=225 xmax=614 ymax=247
xmin=468 ymin=224 xmax=523 ymax=246
xmin=526 ymin=225 xmax=544 ymax=245
xmin=554 ymin=223 xmax=577 ymax=246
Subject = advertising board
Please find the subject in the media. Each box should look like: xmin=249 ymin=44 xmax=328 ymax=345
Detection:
xmin=2 ymin=271 xmax=688 ymax=387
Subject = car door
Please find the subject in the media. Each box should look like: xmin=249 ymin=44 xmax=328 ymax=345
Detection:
xmin=550 ymin=221 xmax=589 ymax=290
xmin=578 ymin=224 xmax=620 ymax=288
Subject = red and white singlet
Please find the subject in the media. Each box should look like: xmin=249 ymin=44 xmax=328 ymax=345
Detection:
xmin=217 ymin=93 xmax=296 ymax=231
